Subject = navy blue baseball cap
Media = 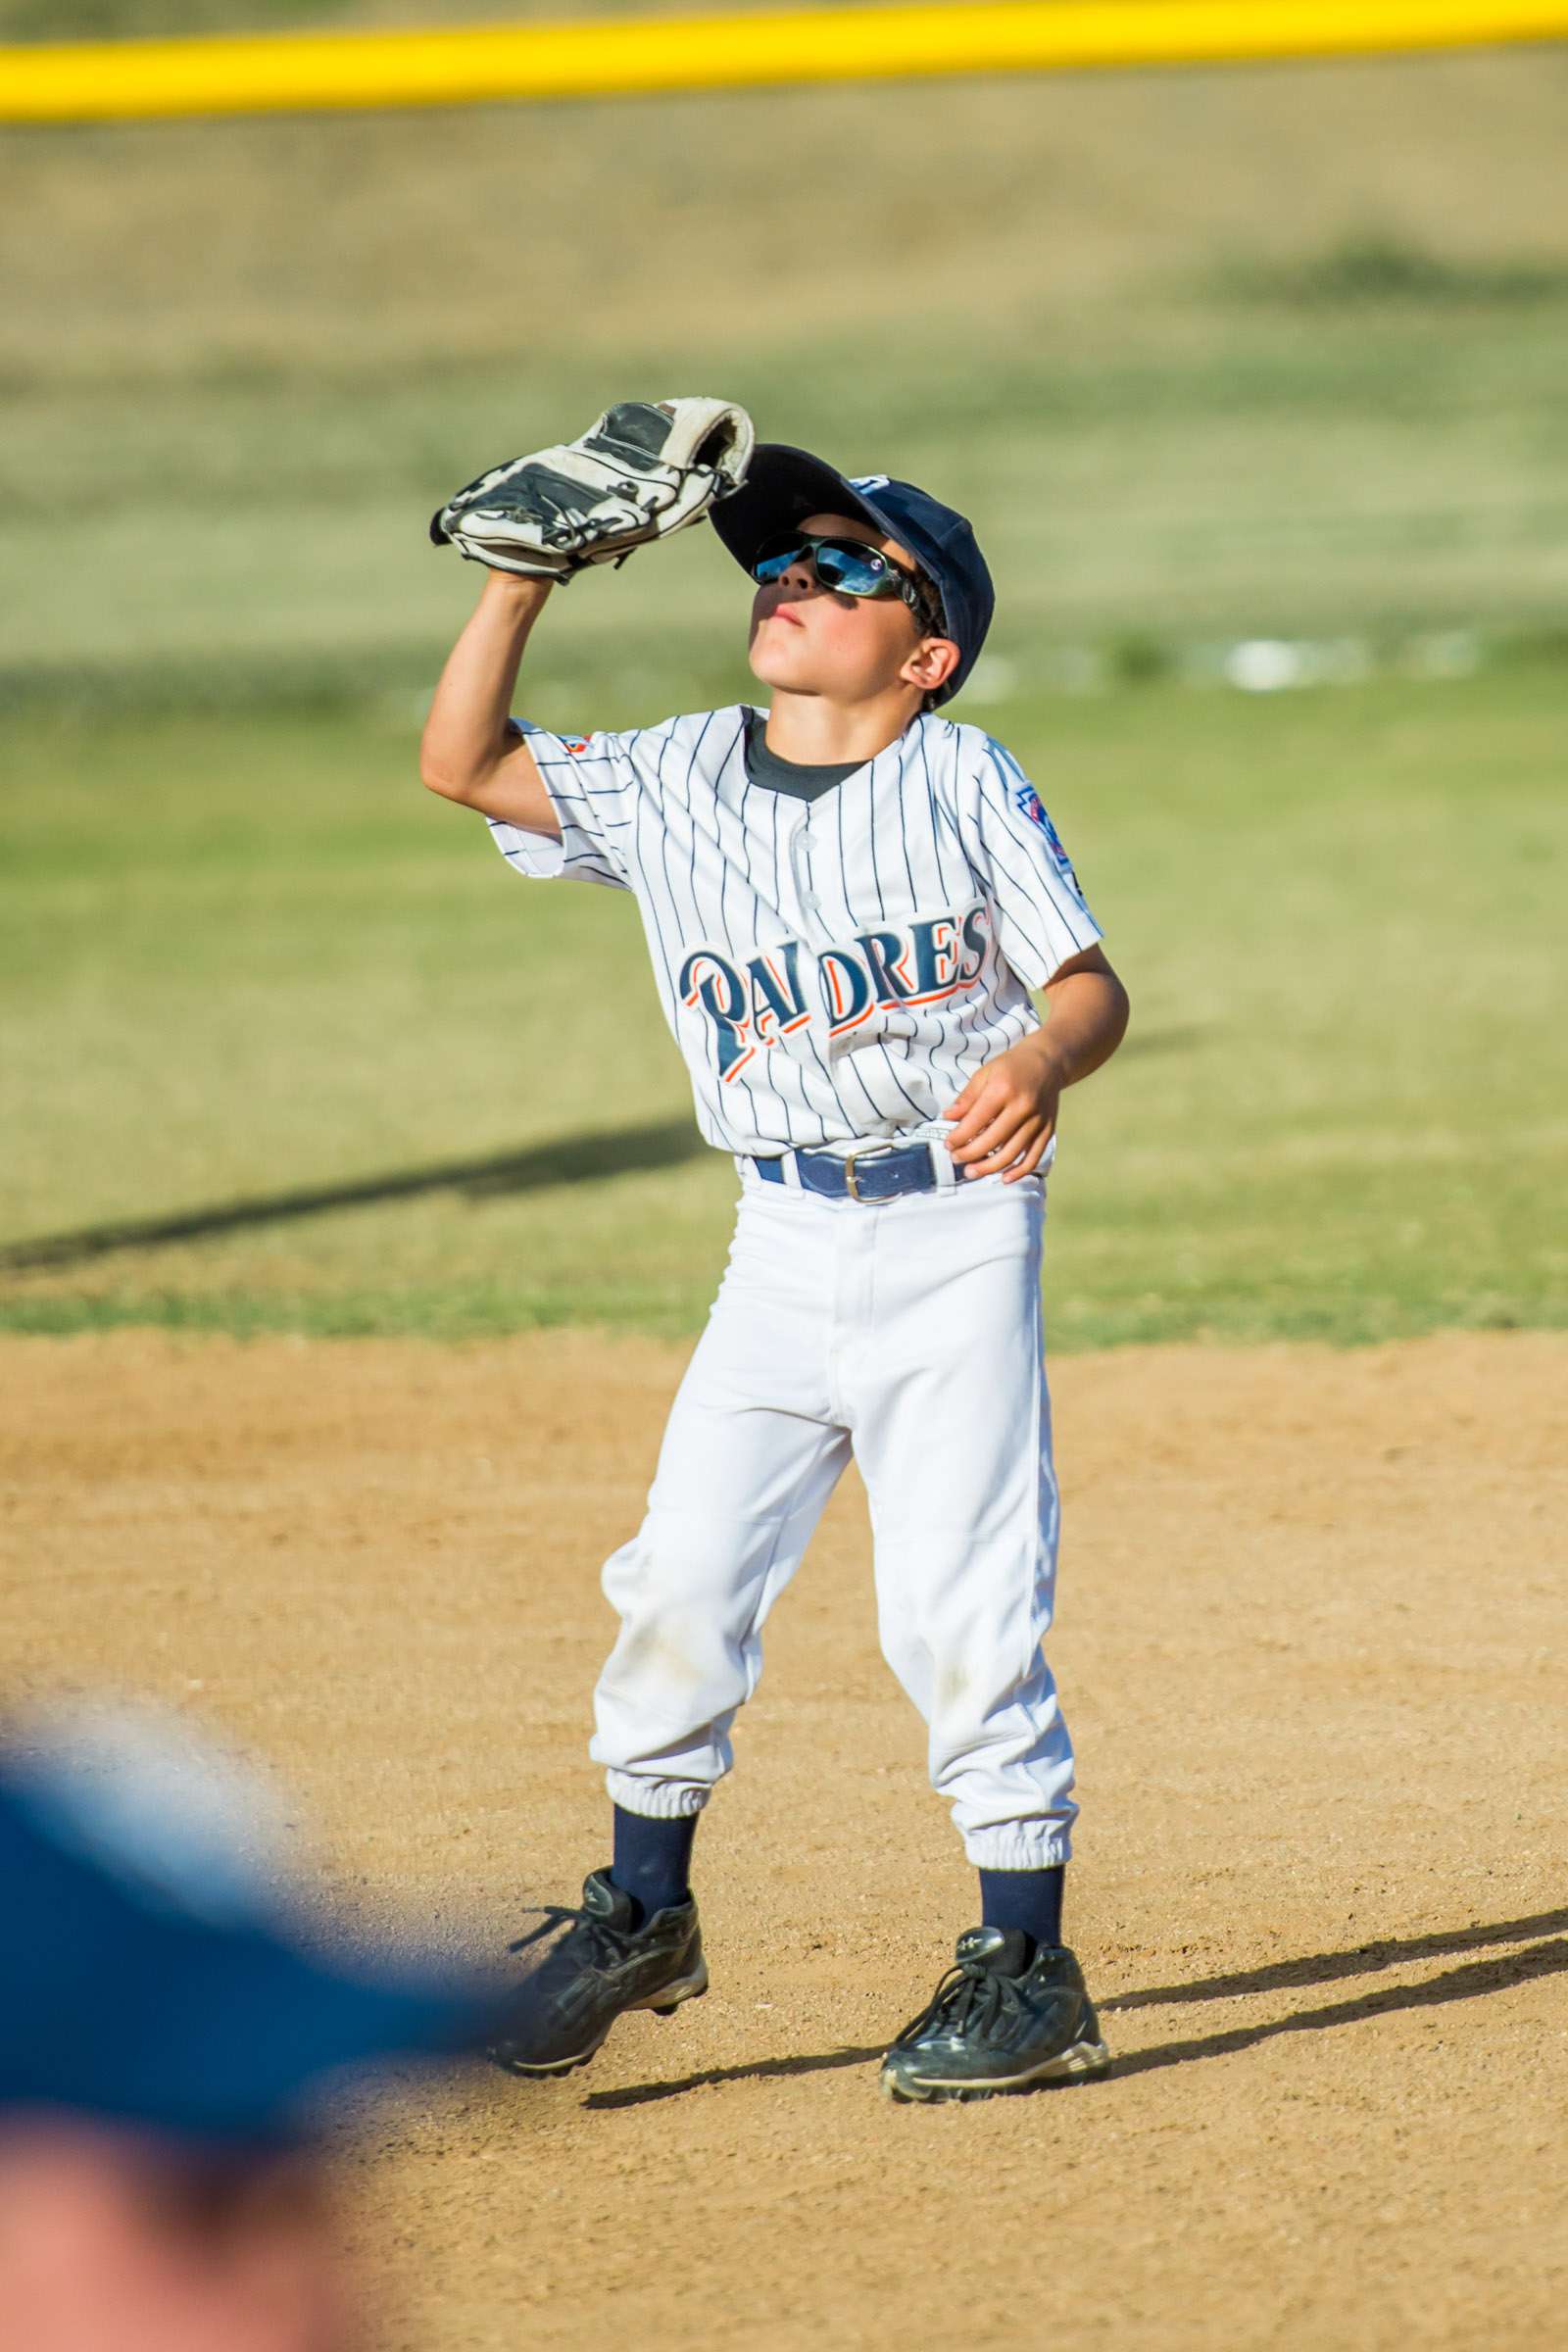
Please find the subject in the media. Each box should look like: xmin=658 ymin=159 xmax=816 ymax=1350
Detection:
xmin=0 ymin=1714 xmax=489 ymax=2145
xmin=710 ymin=443 xmax=995 ymax=705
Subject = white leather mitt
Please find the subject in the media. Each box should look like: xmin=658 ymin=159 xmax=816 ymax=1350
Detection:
xmin=430 ymin=397 xmax=755 ymax=579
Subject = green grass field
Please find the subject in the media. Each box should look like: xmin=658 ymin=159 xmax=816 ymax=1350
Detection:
xmin=4 ymin=655 xmax=1563 ymax=1346
xmin=4 ymin=29 xmax=1564 ymax=1347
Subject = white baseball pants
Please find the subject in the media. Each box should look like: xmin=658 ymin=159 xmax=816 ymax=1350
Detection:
xmin=590 ymin=1166 xmax=1077 ymax=1868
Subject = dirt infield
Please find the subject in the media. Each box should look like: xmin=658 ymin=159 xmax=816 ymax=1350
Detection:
xmin=4 ymin=1330 xmax=1565 ymax=2349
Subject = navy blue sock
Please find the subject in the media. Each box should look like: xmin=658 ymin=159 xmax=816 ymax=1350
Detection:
xmin=978 ymin=1866 xmax=1064 ymax=1955
xmin=611 ymin=1806 xmax=698 ymax=1925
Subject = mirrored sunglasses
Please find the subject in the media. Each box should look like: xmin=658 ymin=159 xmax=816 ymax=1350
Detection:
xmin=751 ymin=532 xmax=943 ymax=633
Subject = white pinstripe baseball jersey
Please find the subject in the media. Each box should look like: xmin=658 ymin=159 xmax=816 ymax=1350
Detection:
xmin=487 ymin=706 xmax=1102 ymax=1158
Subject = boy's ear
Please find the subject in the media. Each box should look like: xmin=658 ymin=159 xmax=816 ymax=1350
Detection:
xmin=904 ymin=637 xmax=961 ymax=697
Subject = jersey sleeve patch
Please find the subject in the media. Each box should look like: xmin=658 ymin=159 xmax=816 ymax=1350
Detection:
xmin=1009 ymin=780 xmax=1087 ymax=899
xmin=954 ymin=735 xmax=1102 ymax=990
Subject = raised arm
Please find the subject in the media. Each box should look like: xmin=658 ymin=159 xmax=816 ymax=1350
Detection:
xmin=418 ymin=572 xmax=563 ymax=836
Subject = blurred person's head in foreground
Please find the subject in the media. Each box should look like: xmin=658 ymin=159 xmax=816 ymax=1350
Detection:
xmin=0 ymin=1708 xmax=488 ymax=2352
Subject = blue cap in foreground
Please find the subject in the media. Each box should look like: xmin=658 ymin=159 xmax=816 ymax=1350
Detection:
xmin=0 ymin=1718 xmax=487 ymax=2145
xmin=710 ymin=442 xmax=996 ymax=706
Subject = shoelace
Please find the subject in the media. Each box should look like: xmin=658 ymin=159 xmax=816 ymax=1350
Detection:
xmin=507 ymin=1901 xmax=635 ymax=1974
xmin=891 ymin=1957 xmax=1030 ymax=2048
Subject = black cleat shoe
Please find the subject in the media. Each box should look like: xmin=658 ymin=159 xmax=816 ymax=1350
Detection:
xmin=489 ymin=1868 xmax=708 ymax=2079
xmin=879 ymin=1927 xmax=1110 ymax=2104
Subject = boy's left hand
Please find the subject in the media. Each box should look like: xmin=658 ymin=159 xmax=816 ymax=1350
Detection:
xmin=944 ymin=1032 xmax=1065 ymax=1183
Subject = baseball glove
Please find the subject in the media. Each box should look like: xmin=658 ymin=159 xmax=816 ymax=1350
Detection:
xmin=430 ymin=397 xmax=755 ymax=580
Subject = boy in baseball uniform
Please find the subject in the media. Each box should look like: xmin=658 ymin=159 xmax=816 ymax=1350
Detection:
xmin=421 ymin=434 xmax=1130 ymax=2102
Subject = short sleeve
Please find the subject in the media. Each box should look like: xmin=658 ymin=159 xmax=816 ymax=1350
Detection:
xmin=485 ymin=720 xmax=637 ymax=892
xmin=957 ymin=737 xmax=1102 ymax=988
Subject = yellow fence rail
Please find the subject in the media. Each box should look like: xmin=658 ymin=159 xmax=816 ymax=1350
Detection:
xmin=4 ymin=0 xmax=1566 ymax=125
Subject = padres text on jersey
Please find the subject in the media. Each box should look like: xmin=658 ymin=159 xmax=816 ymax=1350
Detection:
xmin=486 ymin=707 xmax=1102 ymax=1157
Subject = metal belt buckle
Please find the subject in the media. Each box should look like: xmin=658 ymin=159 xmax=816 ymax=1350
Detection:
xmin=842 ymin=1143 xmax=897 ymax=1203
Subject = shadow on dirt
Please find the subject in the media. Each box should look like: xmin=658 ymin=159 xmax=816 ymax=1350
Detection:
xmin=581 ymin=1908 xmax=1568 ymax=2110
xmin=1107 ymin=1936 xmax=1568 ymax=2083
xmin=1101 ymin=1905 xmax=1568 ymax=2012
xmin=0 ymin=1117 xmax=703 ymax=1271
xmin=584 ymin=2043 xmax=885 ymax=2112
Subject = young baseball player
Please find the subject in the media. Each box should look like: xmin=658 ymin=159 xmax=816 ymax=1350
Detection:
xmin=421 ymin=422 xmax=1130 ymax=2102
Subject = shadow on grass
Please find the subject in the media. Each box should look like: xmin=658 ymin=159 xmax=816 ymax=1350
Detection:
xmin=1115 ymin=1024 xmax=1205 ymax=1058
xmin=580 ymin=1908 xmax=1568 ymax=2111
xmin=0 ymin=1041 xmax=1205 ymax=1277
xmin=0 ymin=1117 xmax=703 ymax=1272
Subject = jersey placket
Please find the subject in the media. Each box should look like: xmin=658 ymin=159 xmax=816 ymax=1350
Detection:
xmin=777 ymin=751 xmax=914 ymax=1139
xmin=782 ymin=763 xmax=901 ymax=1419
xmin=784 ymin=798 xmax=824 ymax=928
xmin=780 ymin=796 xmax=852 ymax=1060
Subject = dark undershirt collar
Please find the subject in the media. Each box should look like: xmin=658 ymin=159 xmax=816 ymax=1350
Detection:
xmin=742 ymin=712 xmax=869 ymax=803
